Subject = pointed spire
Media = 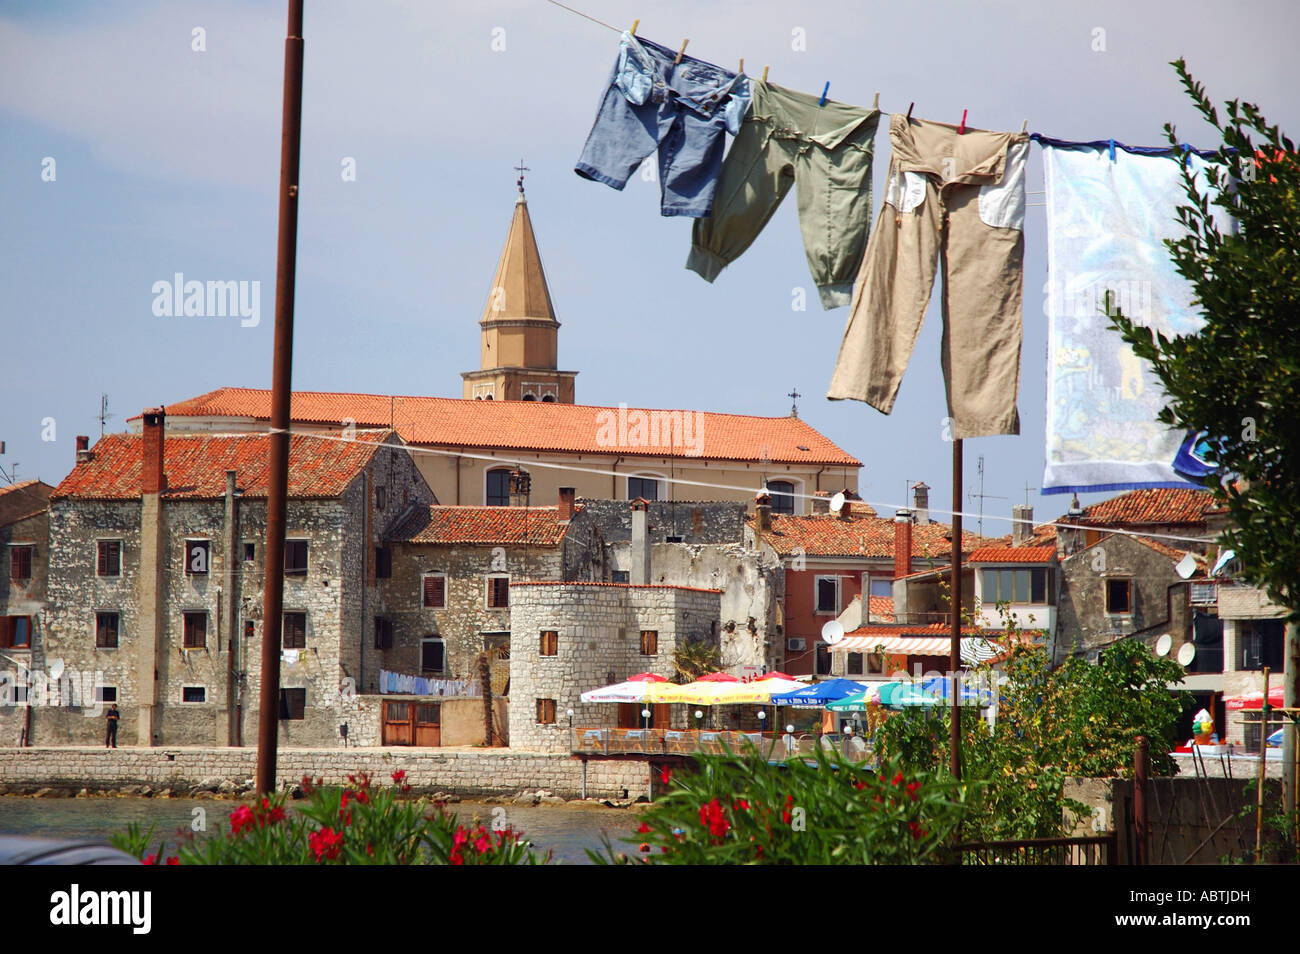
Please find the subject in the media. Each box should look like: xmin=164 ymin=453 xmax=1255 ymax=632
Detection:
xmin=481 ymin=171 xmax=556 ymax=325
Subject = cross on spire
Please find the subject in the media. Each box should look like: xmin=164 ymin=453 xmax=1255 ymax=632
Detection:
xmin=515 ymin=158 xmax=530 ymax=196
xmin=787 ymin=387 xmax=801 ymax=417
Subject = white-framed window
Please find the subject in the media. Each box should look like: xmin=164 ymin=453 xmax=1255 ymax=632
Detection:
xmin=1104 ymin=577 xmax=1133 ymax=616
xmin=767 ymin=479 xmax=801 ymax=515
xmin=485 ymin=467 xmax=515 ymax=506
xmin=183 ymin=538 xmax=211 ymax=576
xmin=815 ymin=576 xmax=841 ymax=615
xmin=422 ymin=572 xmax=446 ymax=609
xmin=627 ymin=474 xmax=664 ymax=501
xmin=982 ymin=567 xmax=1055 ymax=605
xmin=471 ymin=383 xmax=496 ymax=401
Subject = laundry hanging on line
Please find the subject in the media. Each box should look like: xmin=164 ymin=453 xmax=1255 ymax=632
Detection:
xmin=1035 ymin=135 xmax=1230 ymax=494
xmin=575 ymin=31 xmax=750 ymax=217
xmin=828 ymin=113 xmax=1031 ymax=439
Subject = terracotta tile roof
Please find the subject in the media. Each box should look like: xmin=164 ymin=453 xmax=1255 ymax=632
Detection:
xmin=867 ymin=595 xmax=896 ymax=622
xmin=756 ymin=511 xmax=990 ymax=559
xmin=52 ymin=431 xmax=390 ymax=500
xmin=390 ymin=505 xmax=577 ymax=546
xmin=150 ymin=387 xmax=861 ymax=466
xmin=1078 ymin=488 xmax=1214 ymax=528
xmin=0 ymin=480 xmax=53 ymax=525
xmin=968 ymin=546 xmax=1057 ymax=564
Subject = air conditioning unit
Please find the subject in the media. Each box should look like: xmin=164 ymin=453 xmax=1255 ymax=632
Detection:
xmin=787 ymin=638 xmax=807 ymax=652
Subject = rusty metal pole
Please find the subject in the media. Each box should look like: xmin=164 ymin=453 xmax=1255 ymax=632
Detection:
xmin=256 ymin=0 xmax=305 ymax=795
xmin=949 ymin=438 xmax=962 ymax=780
xmin=1134 ymin=735 xmax=1149 ymax=865
xmin=1255 ymin=667 xmax=1270 ymax=862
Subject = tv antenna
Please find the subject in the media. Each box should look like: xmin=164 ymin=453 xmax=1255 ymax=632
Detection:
xmin=967 ymin=455 xmax=1006 ymax=537
xmin=98 ymin=393 xmax=113 ymax=438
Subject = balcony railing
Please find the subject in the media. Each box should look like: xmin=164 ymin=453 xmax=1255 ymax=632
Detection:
xmin=570 ymin=726 xmax=873 ymax=762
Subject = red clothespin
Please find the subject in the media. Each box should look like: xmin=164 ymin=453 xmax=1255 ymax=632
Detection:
xmin=958 ymin=108 xmax=967 ymax=134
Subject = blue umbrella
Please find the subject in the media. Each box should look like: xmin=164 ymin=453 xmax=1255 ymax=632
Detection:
xmin=922 ymin=676 xmax=995 ymax=706
xmin=769 ymin=678 xmax=867 ymax=706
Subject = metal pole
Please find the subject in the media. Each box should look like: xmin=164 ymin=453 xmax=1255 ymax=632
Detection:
xmin=1255 ymin=667 xmax=1270 ymax=863
xmin=256 ymin=0 xmax=305 ymax=795
xmin=1134 ymin=735 xmax=1150 ymax=865
xmin=1283 ymin=618 xmax=1299 ymax=844
xmin=949 ymin=438 xmax=962 ymax=780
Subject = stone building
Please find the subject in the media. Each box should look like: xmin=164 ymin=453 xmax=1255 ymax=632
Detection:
xmin=19 ymin=410 xmax=432 ymax=748
xmin=0 ymin=480 xmax=54 ymax=744
xmin=1217 ymin=583 xmax=1290 ymax=748
xmin=507 ymin=581 xmax=722 ymax=753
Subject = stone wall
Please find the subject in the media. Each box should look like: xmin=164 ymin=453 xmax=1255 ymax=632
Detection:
xmin=577 ymin=499 xmax=747 ymax=546
xmin=0 ymin=746 xmax=651 ymax=799
xmin=507 ymin=583 xmax=722 ymax=753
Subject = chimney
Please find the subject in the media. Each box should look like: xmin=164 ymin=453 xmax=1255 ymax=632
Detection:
xmin=912 ymin=482 xmax=930 ymax=525
xmin=894 ymin=509 xmax=913 ymax=582
xmin=754 ymin=491 xmax=772 ymax=533
xmin=630 ymin=499 xmax=651 ymax=585
xmin=558 ymin=487 xmax=576 ymax=522
xmin=508 ymin=469 xmax=530 ymax=507
xmin=141 ymin=408 xmax=166 ymax=494
xmin=1011 ymin=505 xmax=1033 ymax=545
xmin=76 ymin=435 xmax=92 ymax=463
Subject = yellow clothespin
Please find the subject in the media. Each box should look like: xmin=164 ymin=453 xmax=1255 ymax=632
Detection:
xmin=674 ymin=39 xmax=689 ymax=64
xmin=761 ymin=65 xmax=769 ymax=83
xmin=630 ymin=19 xmax=639 ymax=35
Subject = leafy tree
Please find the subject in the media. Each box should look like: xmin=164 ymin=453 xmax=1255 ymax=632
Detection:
xmin=672 ymin=638 xmax=721 ymax=683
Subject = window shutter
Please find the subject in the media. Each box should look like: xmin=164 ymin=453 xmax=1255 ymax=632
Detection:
xmin=423 ymin=575 xmax=444 ymax=608
xmin=98 ymin=543 xmax=107 ymax=576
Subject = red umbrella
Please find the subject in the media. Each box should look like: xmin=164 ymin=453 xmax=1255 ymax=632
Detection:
xmin=756 ymin=671 xmax=796 ymax=681
xmin=1225 ymin=686 xmax=1285 ymax=710
xmin=697 ymin=671 xmax=741 ymax=682
xmin=627 ymin=672 xmax=668 ymax=683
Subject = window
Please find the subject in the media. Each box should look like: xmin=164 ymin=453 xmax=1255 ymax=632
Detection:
xmin=815 ymin=576 xmax=840 ymax=615
xmin=982 ymin=568 xmax=1055 ymax=605
xmin=536 ymin=698 xmax=557 ymax=724
xmin=96 ymin=686 xmax=117 ymax=704
xmin=640 ymin=630 xmax=658 ymax=656
xmin=96 ymin=612 xmax=119 ymax=649
xmin=282 ymin=612 xmax=306 ymax=650
xmin=10 ymin=545 xmax=33 ymax=580
xmin=540 ymin=630 xmax=558 ymax=656
xmin=611 ymin=570 xmax=629 ymax=584
xmin=420 ymin=637 xmax=445 ymax=674
xmin=375 ymin=617 xmax=394 ymax=650
xmin=284 ymin=540 xmax=308 ymax=577
xmin=487 ymin=575 xmax=510 ymax=609
xmin=375 ymin=547 xmax=392 ymax=579
xmin=768 ymin=480 xmax=796 ymax=515
xmin=243 ymin=542 xmax=255 ymax=562
xmin=486 ymin=468 xmax=512 ymax=506
xmin=244 ymin=620 xmax=255 ymax=641
xmin=1190 ymin=582 xmax=1218 ymax=605
xmin=815 ymin=642 xmax=832 ymax=676
xmin=182 ymin=539 xmax=210 ymax=576
xmin=279 ymin=687 xmax=306 ymax=720
xmin=1239 ymin=619 xmax=1284 ymax=671
xmin=846 ymin=652 xmax=864 ymax=675
xmin=1105 ymin=578 xmax=1132 ymax=615
xmin=376 ymin=486 xmax=387 ymax=511
xmin=0 ymin=616 xmax=32 ymax=649
xmin=182 ymin=686 xmax=206 ymax=704
xmin=97 ymin=540 xmax=122 ymax=577
xmin=182 ymin=612 xmax=207 ymax=650
xmin=422 ymin=573 xmax=446 ymax=608
xmin=627 ymin=476 xmax=659 ymax=501
xmin=869 ymin=577 xmax=894 ymax=599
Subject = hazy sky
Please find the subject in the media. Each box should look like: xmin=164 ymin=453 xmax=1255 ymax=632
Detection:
xmin=2 ymin=0 xmax=1296 ymax=535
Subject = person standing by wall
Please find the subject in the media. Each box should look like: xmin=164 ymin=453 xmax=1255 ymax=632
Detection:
xmin=105 ymin=703 xmax=119 ymax=748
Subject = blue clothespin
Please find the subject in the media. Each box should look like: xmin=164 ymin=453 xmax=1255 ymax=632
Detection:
xmin=1108 ymin=139 xmax=1116 ymax=162
xmin=819 ymin=82 xmax=829 ymax=106
xmin=1182 ymin=143 xmax=1192 ymax=167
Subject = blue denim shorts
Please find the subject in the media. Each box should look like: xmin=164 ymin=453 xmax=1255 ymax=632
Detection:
xmin=575 ymin=32 xmax=751 ymax=217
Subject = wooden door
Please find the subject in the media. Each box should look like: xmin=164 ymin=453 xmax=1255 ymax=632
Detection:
xmin=414 ymin=703 xmax=441 ymax=747
xmin=382 ymin=701 xmax=413 ymax=745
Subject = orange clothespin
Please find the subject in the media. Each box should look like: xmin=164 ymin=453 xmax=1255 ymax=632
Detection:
xmin=674 ymin=39 xmax=689 ymax=64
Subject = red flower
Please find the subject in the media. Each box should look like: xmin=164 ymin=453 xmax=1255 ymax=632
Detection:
xmin=268 ymin=805 xmax=286 ymax=824
xmin=230 ymin=805 xmax=255 ymax=836
xmin=782 ymin=809 xmax=792 ymax=824
xmin=356 ymin=789 xmax=370 ymax=805
xmin=732 ymin=799 xmax=750 ymax=811
xmin=892 ymin=772 xmax=904 ymax=787
xmin=141 ymin=854 xmax=157 ymax=866
xmin=165 ymin=857 xmax=179 ymax=866
xmin=638 ymin=822 xmax=651 ymax=834
xmin=785 ymin=794 xmax=795 ymax=806
xmin=905 ymin=782 xmax=921 ymax=802
xmin=474 ymin=833 xmax=492 ymax=854
xmin=908 ymin=821 xmax=928 ymax=841
xmin=658 ymin=766 xmax=673 ymax=785
xmin=309 ymin=827 xmax=345 ymax=862
xmin=698 ymin=799 xmax=730 ymax=840
xmin=391 ymin=770 xmax=406 ymax=784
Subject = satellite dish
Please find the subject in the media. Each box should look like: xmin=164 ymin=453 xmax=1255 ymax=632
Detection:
xmin=1177 ymin=642 xmax=1196 ymax=667
xmin=1211 ymin=549 xmax=1236 ymax=577
xmin=821 ymin=620 xmax=845 ymax=645
xmin=829 ymin=492 xmax=846 ymax=513
xmin=1175 ymin=554 xmax=1197 ymax=580
xmin=47 ymin=658 xmax=65 ymax=680
xmin=1155 ymin=634 xmax=1173 ymax=657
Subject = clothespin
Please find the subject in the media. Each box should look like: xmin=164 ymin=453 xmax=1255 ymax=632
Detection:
xmin=872 ymin=92 xmax=880 ymax=111
xmin=738 ymin=58 xmax=744 ymax=75
xmin=906 ymin=102 xmax=914 ymax=120
xmin=1020 ymin=119 xmax=1028 ymax=133
xmin=1108 ymin=138 xmax=1116 ymax=162
xmin=761 ymin=65 xmax=769 ymax=83
xmin=674 ymin=39 xmax=689 ymax=65
xmin=1182 ymin=143 xmax=1192 ymax=167
xmin=630 ymin=19 xmax=639 ymax=35
xmin=958 ymin=108 xmax=967 ymax=134
xmin=819 ymin=82 xmax=829 ymax=107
